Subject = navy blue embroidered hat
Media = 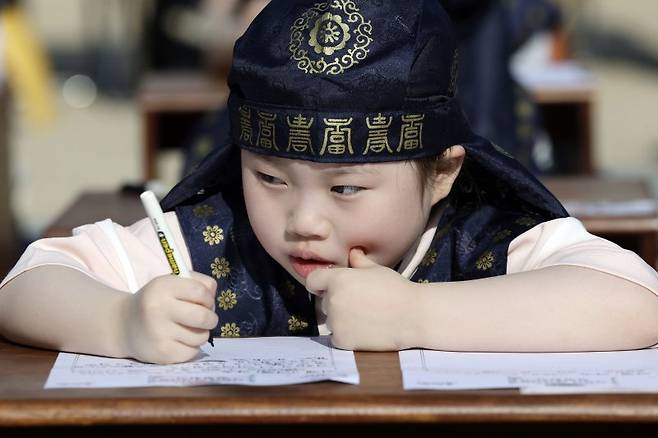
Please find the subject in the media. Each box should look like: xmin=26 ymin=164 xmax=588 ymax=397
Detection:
xmin=228 ymin=0 xmax=470 ymax=163
xmin=160 ymin=0 xmax=568 ymax=338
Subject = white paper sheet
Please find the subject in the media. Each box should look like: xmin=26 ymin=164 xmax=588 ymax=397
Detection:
xmin=512 ymin=61 xmax=594 ymax=90
xmin=45 ymin=336 xmax=359 ymax=388
xmin=400 ymin=349 xmax=658 ymax=393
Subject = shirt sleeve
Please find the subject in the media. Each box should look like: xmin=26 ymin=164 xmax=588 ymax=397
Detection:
xmin=507 ymin=217 xmax=658 ymax=296
xmin=0 ymin=213 xmax=192 ymax=293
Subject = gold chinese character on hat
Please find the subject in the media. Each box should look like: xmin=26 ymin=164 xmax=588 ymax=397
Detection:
xmin=238 ymin=105 xmax=253 ymax=144
xmin=257 ymin=111 xmax=278 ymax=150
xmin=320 ymin=118 xmax=353 ymax=155
xmin=397 ymin=114 xmax=425 ymax=152
xmin=363 ymin=113 xmax=393 ymax=154
xmin=287 ymin=114 xmax=315 ymax=154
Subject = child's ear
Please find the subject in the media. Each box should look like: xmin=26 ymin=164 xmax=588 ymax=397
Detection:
xmin=428 ymin=145 xmax=466 ymax=206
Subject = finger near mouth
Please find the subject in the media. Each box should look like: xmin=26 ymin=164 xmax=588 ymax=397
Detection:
xmin=290 ymin=257 xmax=334 ymax=278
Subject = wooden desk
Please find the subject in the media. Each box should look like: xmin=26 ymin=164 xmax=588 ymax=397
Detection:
xmin=543 ymin=176 xmax=658 ymax=268
xmin=533 ymin=85 xmax=594 ymax=174
xmin=139 ymin=72 xmax=228 ymax=180
xmin=26 ymin=187 xmax=658 ymax=435
xmin=519 ymin=62 xmax=596 ymax=174
xmin=3 ymin=338 xmax=658 ymax=436
xmin=43 ymin=191 xmax=144 ymax=238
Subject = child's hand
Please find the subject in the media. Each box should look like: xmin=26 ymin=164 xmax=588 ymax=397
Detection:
xmin=306 ymin=248 xmax=421 ymax=351
xmin=121 ymin=272 xmax=218 ymax=364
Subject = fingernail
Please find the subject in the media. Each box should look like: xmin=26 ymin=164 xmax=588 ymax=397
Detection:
xmin=305 ymin=286 xmax=325 ymax=296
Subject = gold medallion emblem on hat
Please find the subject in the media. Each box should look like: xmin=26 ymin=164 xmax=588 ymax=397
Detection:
xmin=289 ymin=0 xmax=373 ymax=75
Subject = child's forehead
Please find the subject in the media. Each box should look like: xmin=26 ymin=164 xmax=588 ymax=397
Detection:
xmin=241 ymin=149 xmax=414 ymax=175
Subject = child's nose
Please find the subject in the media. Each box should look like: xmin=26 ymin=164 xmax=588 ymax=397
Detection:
xmin=286 ymin=200 xmax=331 ymax=239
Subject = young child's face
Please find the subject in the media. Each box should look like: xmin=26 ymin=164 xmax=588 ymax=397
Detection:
xmin=241 ymin=150 xmax=438 ymax=285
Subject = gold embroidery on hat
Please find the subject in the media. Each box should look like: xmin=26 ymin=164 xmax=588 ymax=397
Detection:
xmin=310 ymin=12 xmax=351 ymax=55
xmin=289 ymin=1 xmax=373 ymax=75
xmin=363 ymin=113 xmax=393 ymax=154
xmin=238 ymin=105 xmax=253 ymax=144
xmin=320 ymin=118 xmax=353 ymax=155
xmin=397 ymin=114 xmax=425 ymax=152
xmin=287 ymin=114 xmax=315 ymax=154
xmin=256 ymin=111 xmax=278 ymax=150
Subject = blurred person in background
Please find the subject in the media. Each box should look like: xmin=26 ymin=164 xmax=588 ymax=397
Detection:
xmin=143 ymin=1 xmax=269 ymax=177
xmin=0 ymin=0 xmax=53 ymax=275
xmin=154 ymin=0 xmax=270 ymax=175
xmin=147 ymin=0 xmax=269 ymax=75
xmin=441 ymin=0 xmax=562 ymax=173
xmin=0 ymin=0 xmax=53 ymax=125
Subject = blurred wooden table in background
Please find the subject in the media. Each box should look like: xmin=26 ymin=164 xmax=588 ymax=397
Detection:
xmin=543 ymin=176 xmax=658 ymax=268
xmin=43 ymin=177 xmax=658 ymax=269
xmin=43 ymin=191 xmax=144 ymax=238
xmin=138 ymin=72 xmax=228 ymax=180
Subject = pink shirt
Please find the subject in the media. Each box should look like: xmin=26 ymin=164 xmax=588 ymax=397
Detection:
xmin=2 ymin=216 xmax=657 ymax=324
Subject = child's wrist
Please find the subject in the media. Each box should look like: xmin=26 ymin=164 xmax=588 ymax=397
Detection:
xmin=405 ymin=281 xmax=440 ymax=350
xmin=397 ymin=280 xmax=429 ymax=350
xmin=111 ymin=292 xmax=134 ymax=359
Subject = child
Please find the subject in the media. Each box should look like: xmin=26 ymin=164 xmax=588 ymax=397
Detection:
xmin=1 ymin=0 xmax=657 ymax=365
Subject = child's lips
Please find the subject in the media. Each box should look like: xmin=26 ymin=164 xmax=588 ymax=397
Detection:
xmin=289 ymin=256 xmax=335 ymax=279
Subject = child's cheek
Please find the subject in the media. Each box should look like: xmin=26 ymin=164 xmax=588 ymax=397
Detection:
xmin=343 ymin=225 xmax=389 ymax=265
xmin=342 ymin=208 xmax=425 ymax=269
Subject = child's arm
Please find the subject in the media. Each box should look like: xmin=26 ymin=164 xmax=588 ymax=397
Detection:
xmin=307 ymin=249 xmax=658 ymax=352
xmin=0 ymin=265 xmax=218 ymax=364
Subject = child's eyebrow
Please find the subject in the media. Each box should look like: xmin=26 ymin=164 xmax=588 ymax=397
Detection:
xmin=320 ymin=167 xmax=381 ymax=176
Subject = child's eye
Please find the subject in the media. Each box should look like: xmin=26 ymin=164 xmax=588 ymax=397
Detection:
xmin=331 ymin=185 xmax=364 ymax=195
xmin=257 ymin=172 xmax=286 ymax=186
